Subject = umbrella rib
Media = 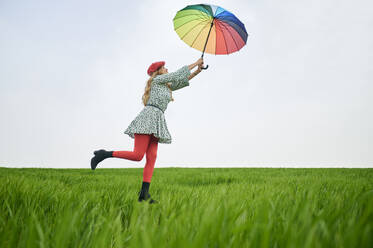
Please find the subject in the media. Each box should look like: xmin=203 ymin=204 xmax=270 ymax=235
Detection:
xmin=215 ymin=20 xmax=229 ymax=54
xmin=191 ymin=21 xmax=211 ymax=48
xmin=200 ymin=4 xmax=214 ymax=17
xmin=174 ymin=16 xmax=208 ymax=32
xmin=218 ymin=17 xmax=248 ymax=42
xmin=218 ymin=20 xmax=239 ymax=52
xmin=173 ymin=13 xmax=209 ymax=22
xmin=180 ymin=19 xmax=210 ymax=40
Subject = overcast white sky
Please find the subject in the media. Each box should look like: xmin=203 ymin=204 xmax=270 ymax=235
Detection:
xmin=1 ymin=0 xmax=372 ymax=168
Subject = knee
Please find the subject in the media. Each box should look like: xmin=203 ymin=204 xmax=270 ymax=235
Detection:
xmin=133 ymin=152 xmax=145 ymax=161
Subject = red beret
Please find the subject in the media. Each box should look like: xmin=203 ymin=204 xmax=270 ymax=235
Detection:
xmin=147 ymin=61 xmax=165 ymax=76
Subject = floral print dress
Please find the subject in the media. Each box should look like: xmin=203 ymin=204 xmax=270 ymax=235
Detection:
xmin=124 ymin=65 xmax=191 ymax=144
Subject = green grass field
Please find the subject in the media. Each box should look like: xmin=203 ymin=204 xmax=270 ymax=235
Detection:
xmin=0 ymin=167 xmax=372 ymax=248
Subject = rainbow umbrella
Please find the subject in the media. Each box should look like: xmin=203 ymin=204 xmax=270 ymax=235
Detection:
xmin=173 ymin=4 xmax=248 ymax=69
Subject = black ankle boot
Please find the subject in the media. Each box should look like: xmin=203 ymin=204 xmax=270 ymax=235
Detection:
xmin=90 ymin=149 xmax=113 ymax=170
xmin=138 ymin=182 xmax=158 ymax=204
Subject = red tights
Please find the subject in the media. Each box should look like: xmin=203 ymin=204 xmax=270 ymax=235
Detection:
xmin=112 ymin=134 xmax=158 ymax=183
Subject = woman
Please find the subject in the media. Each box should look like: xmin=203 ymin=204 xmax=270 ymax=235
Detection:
xmin=90 ymin=57 xmax=204 ymax=204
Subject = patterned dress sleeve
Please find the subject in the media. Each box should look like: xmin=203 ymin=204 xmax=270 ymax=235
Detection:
xmin=153 ymin=65 xmax=191 ymax=91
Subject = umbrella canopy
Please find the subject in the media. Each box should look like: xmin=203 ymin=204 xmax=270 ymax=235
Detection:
xmin=173 ymin=4 xmax=248 ymax=56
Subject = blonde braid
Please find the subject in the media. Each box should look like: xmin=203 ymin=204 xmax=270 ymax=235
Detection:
xmin=142 ymin=73 xmax=156 ymax=106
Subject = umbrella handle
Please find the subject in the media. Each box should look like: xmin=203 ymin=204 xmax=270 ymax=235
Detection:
xmin=200 ymin=21 xmax=213 ymax=71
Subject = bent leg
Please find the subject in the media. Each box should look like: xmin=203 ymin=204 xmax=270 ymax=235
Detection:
xmin=143 ymin=135 xmax=159 ymax=182
xmin=112 ymin=134 xmax=151 ymax=161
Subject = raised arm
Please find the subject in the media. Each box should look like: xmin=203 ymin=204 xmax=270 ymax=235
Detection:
xmin=188 ymin=64 xmax=203 ymax=81
xmin=153 ymin=65 xmax=191 ymax=86
xmin=153 ymin=58 xmax=204 ymax=91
